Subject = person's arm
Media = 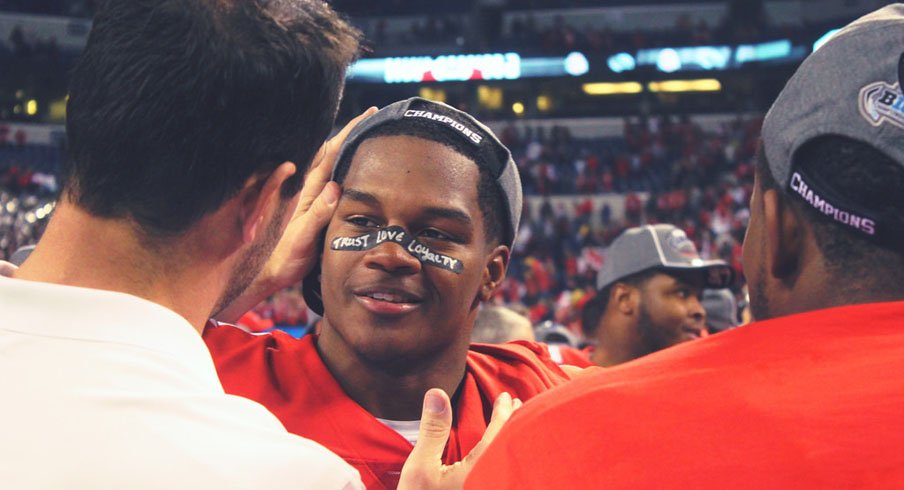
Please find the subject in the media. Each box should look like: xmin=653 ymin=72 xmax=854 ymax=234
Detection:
xmin=214 ymin=108 xmax=378 ymax=323
xmin=398 ymin=389 xmax=521 ymax=490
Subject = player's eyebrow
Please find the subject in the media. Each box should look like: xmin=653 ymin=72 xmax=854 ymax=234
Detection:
xmin=421 ymin=206 xmax=473 ymax=227
xmin=341 ymin=188 xmax=381 ymax=207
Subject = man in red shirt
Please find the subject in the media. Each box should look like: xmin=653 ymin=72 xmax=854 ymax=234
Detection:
xmin=205 ymin=98 xmax=573 ymax=489
xmin=465 ymin=6 xmax=904 ymax=488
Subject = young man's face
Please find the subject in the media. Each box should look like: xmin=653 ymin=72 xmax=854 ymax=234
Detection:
xmin=319 ymin=134 xmax=506 ymax=366
xmin=633 ymin=272 xmax=706 ymax=354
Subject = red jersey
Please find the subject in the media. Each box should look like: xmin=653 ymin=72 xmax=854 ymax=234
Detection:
xmin=465 ymin=302 xmax=904 ymax=489
xmin=203 ymin=323 xmax=571 ymax=490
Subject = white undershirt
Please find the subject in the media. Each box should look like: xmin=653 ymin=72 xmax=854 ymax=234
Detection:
xmin=377 ymin=418 xmax=421 ymax=446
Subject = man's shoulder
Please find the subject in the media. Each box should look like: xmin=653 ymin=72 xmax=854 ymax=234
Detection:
xmin=474 ymin=302 xmax=904 ymax=437
xmin=546 ymin=343 xmax=595 ymax=367
xmin=468 ymin=340 xmax=556 ymax=366
xmin=466 ymin=306 xmax=904 ymax=489
xmin=173 ymin=394 xmax=362 ymax=488
xmin=203 ymin=322 xmax=329 ymax=404
xmin=0 ymin=330 xmax=360 ymax=490
xmin=203 ymin=320 xmax=309 ymax=355
xmin=466 ymin=340 xmax=573 ymax=389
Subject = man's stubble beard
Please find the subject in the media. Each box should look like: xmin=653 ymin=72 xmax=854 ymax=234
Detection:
xmin=635 ymin=301 xmax=678 ymax=358
xmin=748 ymin=258 xmax=771 ymax=322
xmin=212 ymin=203 xmax=287 ymax=317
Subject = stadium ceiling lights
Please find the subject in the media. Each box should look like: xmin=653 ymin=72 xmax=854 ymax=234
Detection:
xmin=648 ymin=79 xmax=721 ymax=93
xmin=608 ymin=39 xmax=805 ymax=74
xmin=583 ymin=79 xmax=721 ymax=95
xmin=347 ymin=52 xmax=590 ymax=84
xmin=582 ymin=82 xmax=643 ymax=95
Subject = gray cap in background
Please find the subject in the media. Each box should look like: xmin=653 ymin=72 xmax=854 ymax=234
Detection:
xmin=533 ymin=320 xmax=580 ymax=347
xmin=9 ymin=244 xmax=35 ymax=266
xmin=761 ymin=4 xmax=904 ymax=246
xmin=702 ymin=288 xmax=739 ymax=332
xmin=596 ymin=224 xmax=734 ymax=291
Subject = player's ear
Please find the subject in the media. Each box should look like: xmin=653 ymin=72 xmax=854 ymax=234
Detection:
xmin=612 ymin=283 xmax=639 ymax=315
xmin=238 ymin=162 xmax=297 ymax=245
xmin=479 ymin=245 xmax=510 ymax=302
xmin=763 ymin=189 xmax=803 ymax=281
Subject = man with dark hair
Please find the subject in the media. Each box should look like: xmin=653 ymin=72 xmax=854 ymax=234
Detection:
xmin=465 ymin=5 xmax=904 ymax=488
xmin=0 ymin=2 xmax=470 ymax=488
xmin=582 ymin=224 xmax=733 ymax=367
xmin=204 ymin=98 xmax=573 ymax=489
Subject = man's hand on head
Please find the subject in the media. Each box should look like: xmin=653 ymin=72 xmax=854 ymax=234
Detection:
xmin=213 ymin=107 xmax=378 ymax=323
xmin=398 ymin=389 xmax=521 ymax=490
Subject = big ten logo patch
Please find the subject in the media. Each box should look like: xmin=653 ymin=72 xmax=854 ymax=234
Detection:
xmin=666 ymin=229 xmax=698 ymax=258
xmin=859 ymin=81 xmax=904 ymax=129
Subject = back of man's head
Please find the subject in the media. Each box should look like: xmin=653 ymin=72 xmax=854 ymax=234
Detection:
xmin=64 ymin=0 xmax=360 ymax=236
xmin=757 ymin=4 xmax=904 ymax=301
xmin=756 ymin=137 xmax=904 ymax=294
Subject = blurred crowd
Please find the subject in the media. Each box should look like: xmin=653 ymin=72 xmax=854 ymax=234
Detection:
xmin=0 ymin=0 xmax=94 ymax=17
xmin=493 ymin=114 xmax=758 ymax=335
xmin=0 ymin=0 xmax=838 ymax=60
xmin=0 ymin=177 xmax=54 ymax=264
xmin=494 ymin=10 xmax=772 ymax=56
xmin=333 ymin=0 xmax=471 ymax=16
xmin=353 ymin=2 xmax=776 ymax=57
xmin=358 ymin=15 xmax=467 ymax=52
xmin=1 ymin=22 xmax=74 ymax=122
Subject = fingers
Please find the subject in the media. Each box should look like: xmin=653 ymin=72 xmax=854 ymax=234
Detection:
xmin=295 ymin=181 xmax=340 ymax=232
xmin=333 ymin=106 xmax=379 ymax=149
xmin=486 ymin=392 xmax=519 ymax=439
xmin=398 ymin=391 xmax=520 ymax=490
xmin=461 ymin=392 xmax=521 ymax=467
xmin=410 ymin=388 xmax=454 ymax=464
xmin=397 ymin=389 xmax=453 ymax=490
xmin=307 ymin=106 xmax=379 ymax=183
xmin=295 ymin=107 xmax=378 ymax=224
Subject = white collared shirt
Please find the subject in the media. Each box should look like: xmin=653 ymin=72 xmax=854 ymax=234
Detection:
xmin=0 ymin=269 xmax=363 ymax=489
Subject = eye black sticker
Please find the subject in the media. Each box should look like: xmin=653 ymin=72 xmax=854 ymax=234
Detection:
xmin=330 ymin=225 xmax=464 ymax=274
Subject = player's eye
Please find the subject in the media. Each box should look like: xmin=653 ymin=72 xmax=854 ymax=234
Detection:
xmin=347 ymin=216 xmax=380 ymax=229
xmin=419 ymin=228 xmax=454 ymax=241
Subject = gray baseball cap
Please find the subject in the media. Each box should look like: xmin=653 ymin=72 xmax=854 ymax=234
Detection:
xmin=332 ymin=97 xmax=522 ymax=248
xmin=10 ymin=244 xmax=35 ymax=266
xmin=761 ymin=4 xmax=904 ymax=245
xmin=702 ymin=288 xmax=739 ymax=332
xmin=596 ymin=224 xmax=734 ymax=291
